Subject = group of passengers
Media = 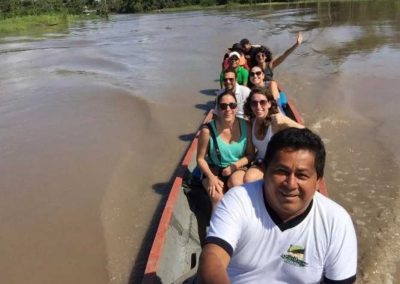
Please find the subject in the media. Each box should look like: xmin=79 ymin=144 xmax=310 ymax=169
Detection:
xmin=196 ymin=33 xmax=358 ymax=284
xmin=197 ymin=33 xmax=304 ymax=207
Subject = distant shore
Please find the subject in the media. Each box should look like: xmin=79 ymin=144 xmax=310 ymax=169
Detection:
xmin=0 ymin=0 xmax=369 ymax=36
xmin=148 ymin=0 xmax=360 ymax=13
xmin=0 ymin=14 xmax=98 ymax=35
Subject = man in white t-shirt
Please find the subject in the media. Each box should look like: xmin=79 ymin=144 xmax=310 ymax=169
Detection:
xmin=215 ymin=68 xmax=250 ymax=119
xmin=198 ymin=128 xmax=357 ymax=284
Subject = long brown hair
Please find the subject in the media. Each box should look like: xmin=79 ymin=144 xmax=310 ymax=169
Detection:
xmin=244 ymin=87 xmax=278 ymax=123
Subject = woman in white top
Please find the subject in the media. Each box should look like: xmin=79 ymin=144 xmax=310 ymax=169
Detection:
xmin=243 ymin=87 xmax=304 ymax=182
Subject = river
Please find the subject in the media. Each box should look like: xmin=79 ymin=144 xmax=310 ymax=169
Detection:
xmin=0 ymin=1 xmax=399 ymax=283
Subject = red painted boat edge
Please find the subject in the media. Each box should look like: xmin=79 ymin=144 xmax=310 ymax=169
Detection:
xmin=141 ymin=111 xmax=213 ymax=284
xmin=141 ymin=99 xmax=329 ymax=283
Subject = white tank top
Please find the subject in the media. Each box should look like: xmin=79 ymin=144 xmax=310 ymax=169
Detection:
xmin=252 ymin=119 xmax=273 ymax=160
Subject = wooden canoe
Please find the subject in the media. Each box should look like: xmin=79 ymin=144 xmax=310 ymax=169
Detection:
xmin=141 ymin=99 xmax=328 ymax=284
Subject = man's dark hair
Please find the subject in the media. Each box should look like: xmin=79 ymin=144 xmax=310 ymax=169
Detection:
xmin=230 ymin=43 xmax=243 ymax=52
xmin=263 ymin=128 xmax=326 ymax=178
xmin=223 ymin=67 xmax=237 ymax=78
xmin=240 ymin=38 xmax=250 ymax=46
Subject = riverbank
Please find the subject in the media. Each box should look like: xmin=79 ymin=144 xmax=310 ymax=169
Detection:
xmin=0 ymin=0 xmax=372 ymax=35
xmin=151 ymin=0 xmax=364 ymax=13
xmin=0 ymin=14 xmax=98 ymax=35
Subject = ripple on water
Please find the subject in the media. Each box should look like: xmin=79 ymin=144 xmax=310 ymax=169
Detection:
xmin=314 ymin=110 xmax=400 ymax=283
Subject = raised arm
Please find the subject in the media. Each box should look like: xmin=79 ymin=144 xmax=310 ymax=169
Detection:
xmin=198 ymin=243 xmax=231 ymax=284
xmin=270 ymin=32 xmax=302 ymax=70
xmin=270 ymin=112 xmax=305 ymax=133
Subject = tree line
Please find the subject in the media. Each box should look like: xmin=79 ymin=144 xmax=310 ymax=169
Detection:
xmin=0 ymin=0 xmax=301 ymax=19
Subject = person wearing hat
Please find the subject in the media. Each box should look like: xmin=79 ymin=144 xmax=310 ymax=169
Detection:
xmin=221 ymin=43 xmax=249 ymax=71
xmin=198 ymin=127 xmax=357 ymax=284
xmin=219 ymin=51 xmax=249 ymax=88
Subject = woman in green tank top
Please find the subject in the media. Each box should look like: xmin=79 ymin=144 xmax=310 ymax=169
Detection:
xmin=197 ymin=90 xmax=255 ymax=208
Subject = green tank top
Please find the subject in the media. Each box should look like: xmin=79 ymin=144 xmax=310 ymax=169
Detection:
xmin=264 ymin=64 xmax=274 ymax=81
xmin=207 ymin=118 xmax=248 ymax=168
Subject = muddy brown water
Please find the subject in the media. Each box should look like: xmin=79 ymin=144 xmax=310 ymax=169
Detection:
xmin=1 ymin=1 xmax=400 ymax=283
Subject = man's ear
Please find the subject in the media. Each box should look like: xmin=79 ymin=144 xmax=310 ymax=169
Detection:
xmin=316 ymin=178 xmax=322 ymax=192
xmin=316 ymin=178 xmax=329 ymax=196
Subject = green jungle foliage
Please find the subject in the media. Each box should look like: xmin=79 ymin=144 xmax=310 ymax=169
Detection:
xmin=0 ymin=0 xmax=310 ymax=18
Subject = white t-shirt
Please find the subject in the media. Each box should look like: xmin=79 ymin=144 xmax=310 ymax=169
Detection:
xmin=215 ymin=84 xmax=251 ymax=118
xmin=206 ymin=180 xmax=358 ymax=284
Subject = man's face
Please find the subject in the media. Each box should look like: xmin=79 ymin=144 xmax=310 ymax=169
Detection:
xmin=223 ymin=71 xmax=236 ymax=91
xmin=264 ymin=148 xmax=320 ymax=222
xmin=244 ymin=43 xmax=251 ymax=52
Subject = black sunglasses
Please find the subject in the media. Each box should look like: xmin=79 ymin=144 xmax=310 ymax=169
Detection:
xmin=223 ymin=78 xmax=235 ymax=82
xmin=250 ymin=71 xmax=263 ymax=77
xmin=219 ymin=102 xmax=237 ymax=110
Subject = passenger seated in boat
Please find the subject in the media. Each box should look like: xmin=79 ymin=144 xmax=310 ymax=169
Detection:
xmin=243 ymin=87 xmax=304 ymax=183
xmin=219 ymin=52 xmax=249 ymax=88
xmin=198 ymin=128 xmax=357 ymax=284
xmin=250 ymin=32 xmax=303 ymax=75
xmin=216 ymin=68 xmax=250 ymax=119
xmin=197 ymin=90 xmax=254 ymax=208
xmin=247 ymin=66 xmax=287 ymax=112
xmin=240 ymin=38 xmax=260 ymax=64
xmin=222 ymin=43 xmax=249 ymax=71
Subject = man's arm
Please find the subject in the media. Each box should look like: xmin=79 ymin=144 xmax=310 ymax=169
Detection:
xmin=198 ymin=244 xmax=231 ymax=284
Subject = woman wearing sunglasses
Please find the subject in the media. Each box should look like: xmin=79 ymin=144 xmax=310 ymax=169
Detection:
xmin=243 ymin=87 xmax=304 ymax=183
xmin=247 ymin=66 xmax=286 ymax=112
xmin=251 ymin=32 xmax=303 ymax=80
xmin=197 ymin=90 xmax=254 ymax=208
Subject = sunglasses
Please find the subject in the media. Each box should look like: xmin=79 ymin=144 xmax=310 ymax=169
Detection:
xmin=250 ymin=100 xmax=268 ymax=107
xmin=223 ymin=78 xmax=235 ymax=82
xmin=219 ymin=102 xmax=237 ymax=110
xmin=250 ymin=71 xmax=263 ymax=77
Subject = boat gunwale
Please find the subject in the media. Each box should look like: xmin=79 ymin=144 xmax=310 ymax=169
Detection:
xmin=141 ymin=99 xmax=328 ymax=283
xmin=141 ymin=110 xmax=214 ymax=284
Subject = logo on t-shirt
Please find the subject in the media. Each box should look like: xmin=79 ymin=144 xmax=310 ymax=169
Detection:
xmin=281 ymin=244 xmax=307 ymax=267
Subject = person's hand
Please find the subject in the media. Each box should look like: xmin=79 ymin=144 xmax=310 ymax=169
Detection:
xmin=270 ymin=112 xmax=286 ymax=126
xmin=221 ymin=164 xmax=237 ymax=177
xmin=296 ymin=32 xmax=303 ymax=45
xmin=207 ymin=175 xmax=224 ymax=198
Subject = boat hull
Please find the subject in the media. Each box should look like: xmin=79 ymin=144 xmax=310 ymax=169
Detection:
xmin=142 ymin=100 xmax=327 ymax=283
